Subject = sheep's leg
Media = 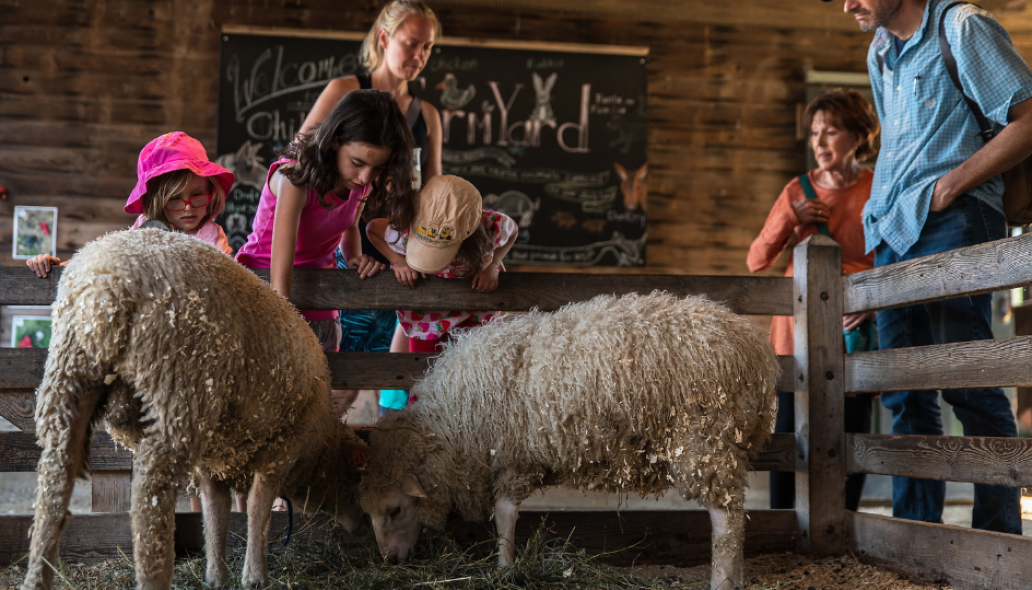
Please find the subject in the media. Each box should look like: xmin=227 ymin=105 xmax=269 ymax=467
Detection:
xmin=199 ymin=475 xmax=233 ymax=587
xmin=130 ymin=441 xmax=187 ymax=590
xmin=21 ymin=387 xmax=102 ymax=590
xmin=494 ymin=496 xmax=520 ymax=567
xmin=705 ymin=492 xmax=745 ymax=590
xmin=241 ymin=471 xmax=282 ymax=590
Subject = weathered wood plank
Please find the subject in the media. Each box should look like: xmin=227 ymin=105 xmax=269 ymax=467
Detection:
xmin=847 ymin=511 xmax=1032 ymax=590
xmin=0 ymin=389 xmax=36 ymax=431
xmin=845 ymin=336 xmax=1032 ymax=394
xmin=0 ymin=350 xmax=798 ymax=397
xmin=0 ymin=512 xmax=345 ymax=566
xmin=0 ymin=266 xmax=794 ymax=315
xmin=91 ymin=472 xmax=131 ymax=513
xmin=844 ymin=232 xmax=1032 ymax=315
xmin=0 ymin=430 xmax=795 ymax=474
xmin=0 ymin=431 xmax=132 ymax=472
xmin=792 ymin=235 xmax=846 ymax=555
xmin=449 ymin=509 xmax=797 ymax=567
xmin=847 ymin=433 xmax=1032 ymax=487
xmin=0 ymin=509 xmax=796 ymax=567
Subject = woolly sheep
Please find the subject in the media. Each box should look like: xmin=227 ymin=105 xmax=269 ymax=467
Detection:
xmin=21 ymin=230 xmax=368 ymax=590
xmin=360 ymin=291 xmax=779 ymax=590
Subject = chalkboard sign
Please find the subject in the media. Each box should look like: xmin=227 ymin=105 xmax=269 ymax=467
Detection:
xmin=217 ymin=27 xmax=648 ymax=266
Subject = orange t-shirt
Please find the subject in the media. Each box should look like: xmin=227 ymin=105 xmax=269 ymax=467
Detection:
xmin=747 ymin=168 xmax=874 ymax=355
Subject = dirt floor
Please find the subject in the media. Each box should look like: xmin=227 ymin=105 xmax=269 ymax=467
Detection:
xmin=0 ymin=550 xmax=954 ymax=590
xmin=626 ymin=553 xmax=952 ymax=590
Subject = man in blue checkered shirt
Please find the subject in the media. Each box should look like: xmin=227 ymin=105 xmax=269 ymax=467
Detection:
xmin=835 ymin=0 xmax=1032 ymax=534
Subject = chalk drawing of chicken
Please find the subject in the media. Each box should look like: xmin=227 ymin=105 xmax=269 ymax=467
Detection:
xmin=530 ymin=72 xmax=557 ymax=126
xmin=436 ymin=73 xmax=476 ymax=110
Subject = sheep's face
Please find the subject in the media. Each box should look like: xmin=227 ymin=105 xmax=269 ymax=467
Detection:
xmin=330 ymin=486 xmax=371 ymax=536
xmin=362 ymin=474 xmax=426 ymax=563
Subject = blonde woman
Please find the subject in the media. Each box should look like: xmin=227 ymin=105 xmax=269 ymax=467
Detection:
xmin=303 ymin=1 xmax=444 ymax=415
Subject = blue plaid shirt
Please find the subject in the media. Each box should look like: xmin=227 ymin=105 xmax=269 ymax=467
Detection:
xmin=864 ymin=0 xmax=1032 ymax=255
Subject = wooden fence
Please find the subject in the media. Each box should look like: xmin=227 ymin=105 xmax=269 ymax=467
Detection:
xmin=2 ymin=232 xmax=1032 ymax=587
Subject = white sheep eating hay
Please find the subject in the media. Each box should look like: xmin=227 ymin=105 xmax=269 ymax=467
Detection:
xmin=21 ymin=229 xmax=368 ymax=590
xmin=360 ymin=291 xmax=779 ymax=590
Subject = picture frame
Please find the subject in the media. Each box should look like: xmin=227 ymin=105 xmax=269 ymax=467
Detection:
xmin=11 ymin=314 xmax=52 ymax=349
xmin=12 ymin=205 xmax=58 ymax=260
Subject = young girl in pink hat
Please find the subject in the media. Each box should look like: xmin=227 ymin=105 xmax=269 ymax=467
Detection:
xmin=26 ymin=132 xmax=235 ymax=277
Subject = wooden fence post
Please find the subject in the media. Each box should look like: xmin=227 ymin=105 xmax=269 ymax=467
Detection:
xmin=793 ymin=234 xmax=846 ymax=555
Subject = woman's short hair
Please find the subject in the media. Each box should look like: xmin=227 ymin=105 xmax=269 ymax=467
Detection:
xmin=360 ymin=0 xmax=442 ymax=72
xmin=804 ymin=88 xmax=881 ymax=162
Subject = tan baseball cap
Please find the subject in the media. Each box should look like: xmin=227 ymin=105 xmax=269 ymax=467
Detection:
xmin=407 ymin=175 xmax=483 ymax=274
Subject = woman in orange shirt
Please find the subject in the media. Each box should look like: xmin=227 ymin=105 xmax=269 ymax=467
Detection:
xmin=748 ymin=88 xmax=880 ymax=511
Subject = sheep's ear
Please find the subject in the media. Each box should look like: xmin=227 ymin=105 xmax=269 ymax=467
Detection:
xmin=343 ymin=440 xmax=370 ymax=471
xmin=401 ymin=473 xmax=428 ymax=498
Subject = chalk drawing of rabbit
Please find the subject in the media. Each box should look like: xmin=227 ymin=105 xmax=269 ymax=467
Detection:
xmin=613 ymin=162 xmax=648 ymax=212
xmin=215 ymin=141 xmax=266 ymax=190
xmin=530 ymin=72 xmax=557 ymax=126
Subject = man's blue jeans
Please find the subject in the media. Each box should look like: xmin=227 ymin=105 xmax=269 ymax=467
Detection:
xmin=875 ymin=195 xmax=1021 ymax=535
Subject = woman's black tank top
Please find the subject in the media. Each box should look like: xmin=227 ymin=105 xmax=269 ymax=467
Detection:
xmin=357 ymin=73 xmax=429 ymax=167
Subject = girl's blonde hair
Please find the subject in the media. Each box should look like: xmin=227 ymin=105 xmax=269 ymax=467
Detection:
xmin=360 ymin=0 xmax=442 ymax=72
xmin=142 ymin=170 xmax=227 ymax=229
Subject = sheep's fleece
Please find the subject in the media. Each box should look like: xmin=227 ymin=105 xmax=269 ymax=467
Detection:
xmin=22 ymin=229 xmax=367 ymax=590
xmin=361 ymin=291 xmax=779 ymax=590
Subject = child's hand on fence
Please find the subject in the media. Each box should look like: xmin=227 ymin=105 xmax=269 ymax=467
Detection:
xmin=472 ymin=264 xmax=500 ymax=293
xmin=392 ymin=261 xmax=425 ymax=289
xmin=26 ymin=254 xmax=62 ymax=278
xmin=842 ymin=311 xmax=874 ymax=331
xmin=348 ymin=254 xmax=386 ymax=279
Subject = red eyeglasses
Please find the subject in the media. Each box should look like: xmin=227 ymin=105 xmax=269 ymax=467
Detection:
xmin=165 ymin=192 xmax=213 ymax=211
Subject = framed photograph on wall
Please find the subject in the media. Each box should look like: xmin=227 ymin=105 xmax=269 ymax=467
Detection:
xmin=12 ymin=206 xmax=58 ymax=260
xmin=11 ymin=315 xmax=52 ymax=349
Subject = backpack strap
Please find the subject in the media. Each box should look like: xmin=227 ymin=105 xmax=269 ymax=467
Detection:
xmin=798 ymin=174 xmax=832 ymax=238
xmin=938 ymin=1 xmax=996 ymax=143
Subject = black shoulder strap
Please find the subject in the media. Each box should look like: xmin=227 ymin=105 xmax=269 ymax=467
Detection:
xmin=938 ymin=1 xmax=996 ymax=142
xmin=405 ymin=96 xmax=422 ymax=130
xmin=798 ymin=174 xmax=832 ymax=238
xmin=356 ymin=73 xmax=372 ymax=89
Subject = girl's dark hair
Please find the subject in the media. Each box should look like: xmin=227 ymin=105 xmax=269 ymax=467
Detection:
xmin=452 ymin=223 xmax=491 ymax=277
xmin=804 ymin=88 xmax=881 ymax=162
xmin=282 ymin=89 xmax=416 ymax=229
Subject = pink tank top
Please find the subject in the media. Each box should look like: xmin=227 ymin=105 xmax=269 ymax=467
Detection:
xmin=236 ymin=159 xmax=369 ymax=321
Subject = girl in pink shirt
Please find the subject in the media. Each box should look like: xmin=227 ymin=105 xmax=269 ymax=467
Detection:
xmin=235 ymin=89 xmax=416 ymax=351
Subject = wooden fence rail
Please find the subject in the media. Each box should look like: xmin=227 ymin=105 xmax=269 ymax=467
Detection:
xmin=5 ymin=230 xmax=1032 ymax=588
xmin=0 ymin=262 xmax=804 ymax=566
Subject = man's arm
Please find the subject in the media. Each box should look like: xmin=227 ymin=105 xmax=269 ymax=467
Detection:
xmin=931 ymin=97 xmax=1032 ymax=211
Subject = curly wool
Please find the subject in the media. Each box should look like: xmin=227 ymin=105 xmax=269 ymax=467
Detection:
xmin=365 ymin=291 xmax=780 ymax=525
xmin=25 ymin=229 xmax=363 ymax=590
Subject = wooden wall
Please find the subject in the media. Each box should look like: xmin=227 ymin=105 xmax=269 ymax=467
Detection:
xmin=3 ymin=0 xmax=1032 ymax=276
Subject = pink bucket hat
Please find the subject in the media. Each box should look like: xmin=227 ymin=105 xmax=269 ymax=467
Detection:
xmin=124 ymin=132 xmax=235 ymax=215
xmin=407 ymin=175 xmax=483 ymax=274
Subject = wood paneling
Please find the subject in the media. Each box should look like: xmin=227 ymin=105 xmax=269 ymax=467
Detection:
xmin=0 ymin=0 xmax=890 ymax=274
xmin=847 ymin=511 xmax=1032 ymax=590
xmin=847 ymin=433 xmax=1032 ymax=487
